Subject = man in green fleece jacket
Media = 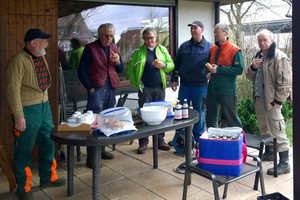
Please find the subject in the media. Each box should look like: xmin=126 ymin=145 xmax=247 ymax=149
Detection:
xmin=127 ymin=27 xmax=174 ymax=154
xmin=68 ymin=38 xmax=84 ymax=70
xmin=6 ymin=29 xmax=65 ymax=200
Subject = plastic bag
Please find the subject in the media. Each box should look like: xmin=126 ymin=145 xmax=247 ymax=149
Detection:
xmin=98 ymin=107 xmax=137 ymax=137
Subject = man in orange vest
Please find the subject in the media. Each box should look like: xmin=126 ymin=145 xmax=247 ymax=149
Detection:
xmin=206 ymin=23 xmax=244 ymax=128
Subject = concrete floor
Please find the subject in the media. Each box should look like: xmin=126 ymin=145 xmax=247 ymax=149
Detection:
xmin=0 ymin=130 xmax=293 ymax=200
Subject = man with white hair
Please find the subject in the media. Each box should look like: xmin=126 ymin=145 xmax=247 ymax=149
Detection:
xmin=6 ymin=28 xmax=66 ymax=200
xmin=78 ymin=23 xmax=124 ymax=168
xmin=246 ymin=29 xmax=292 ymax=175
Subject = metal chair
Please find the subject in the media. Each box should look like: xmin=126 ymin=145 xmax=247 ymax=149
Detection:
xmin=182 ymin=154 xmax=266 ymax=200
xmin=245 ymin=133 xmax=278 ymax=177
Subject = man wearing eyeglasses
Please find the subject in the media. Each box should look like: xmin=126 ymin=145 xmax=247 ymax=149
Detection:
xmin=78 ymin=23 xmax=124 ymax=168
xmin=127 ymin=27 xmax=174 ymax=154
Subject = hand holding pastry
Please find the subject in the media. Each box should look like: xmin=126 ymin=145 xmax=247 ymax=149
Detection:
xmin=152 ymin=59 xmax=166 ymax=69
xmin=206 ymin=63 xmax=217 ymax=73
xmin=110 ymin=51 xmax=120 ymax=65
xmin=205 ymin=63 xmax=213 ymax=70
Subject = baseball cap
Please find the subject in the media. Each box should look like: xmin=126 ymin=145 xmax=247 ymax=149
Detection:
xmin=24 ymin=28 xmax=52 ymax=42
xmin=188 ymin=21 xmax=204 ymax=28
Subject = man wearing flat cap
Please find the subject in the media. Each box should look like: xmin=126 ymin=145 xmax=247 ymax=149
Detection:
xmin=171 ymin=21 xmax=212 ymax=166
xmin=6 ymin=28 xmax=65 ymax=200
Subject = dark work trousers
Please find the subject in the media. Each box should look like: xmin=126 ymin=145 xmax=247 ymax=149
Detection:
xmin=206 ymin=94 xmax=242 ymax=128
xmin=138 ymin=86 xmax=166 ymax=146
xmin=86 ymin=80 xmax=116 ymax=163
xmin=13 ymin=101 xmax=57 ymax=195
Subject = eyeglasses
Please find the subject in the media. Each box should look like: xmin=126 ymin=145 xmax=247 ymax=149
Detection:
xmin=143 ymin=36 xmax=155 ymax=41
xmin=214 ymin=31 xmax=224 ymax=35
xmin=104 ymin=34 xmax=114 ymax=39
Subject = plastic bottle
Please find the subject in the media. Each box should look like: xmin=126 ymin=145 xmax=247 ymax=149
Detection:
xmin=182 ymin=99 xmax=189 ymax=119
xmin=174 ymin=99 xmax=182 ymax=120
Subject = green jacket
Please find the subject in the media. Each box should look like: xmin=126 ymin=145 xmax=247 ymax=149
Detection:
xmin=6 ymin=50 xmax=51 ymax=119
xmin=127 ymin=45 xmax=174 ymax=91
xmin=68 ymin=46 xmax=84 ymax=70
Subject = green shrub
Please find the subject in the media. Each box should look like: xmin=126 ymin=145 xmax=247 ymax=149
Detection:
xmin=238 ymin=98 xmax=293 ymax=136
xmin=238 ymin=98 xmax=259 ymax=134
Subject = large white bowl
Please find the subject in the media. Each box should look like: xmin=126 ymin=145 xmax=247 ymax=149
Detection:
xmin=140 ymin=106 xmax=168 ymax=125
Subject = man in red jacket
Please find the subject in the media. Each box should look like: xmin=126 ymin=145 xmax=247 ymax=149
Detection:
xmin=77 ymin=23 xmax=124 ymax=168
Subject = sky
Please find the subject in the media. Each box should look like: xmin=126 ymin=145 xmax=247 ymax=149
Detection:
xmin=81 ymin=0 xmax=291 ymax=42
xmin=82 ymin=5 xmax=168 ymax=41
xmin=220 ymin=0 xmax=291 ymax=24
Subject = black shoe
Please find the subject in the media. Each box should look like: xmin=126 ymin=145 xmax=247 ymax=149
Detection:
xmin=158 ymin=142 xmax=171 ymax=151
xmin=267 ymin=163 xmax=290 ymax=175
xmin=168 ymin=141 xmax=173 ymax=146
xmin=262 ymin=145 xmax=274 ymax=161
xmin=267 ymin=150 xmax=290 ymax=175
xmin=137 ymin=145 xmax=147 ymax=154
xmin=173 ymin=163 xmax=186 ymax=174
xmin=86 ymin=161 xmax=92 ymax=169
xmin=17 ymin=191 xmax=34 ymax=200
xmin=40 ymin=178 xmax=66 ymax=188
xmin=262 ymin=154 xmax=274 ymax=161
xmin=101 ymin=150 xmax=114 ymax=159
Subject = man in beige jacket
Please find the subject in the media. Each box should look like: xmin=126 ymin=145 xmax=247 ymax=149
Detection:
xmin=246 ymin=29 xmax=292 ymax=176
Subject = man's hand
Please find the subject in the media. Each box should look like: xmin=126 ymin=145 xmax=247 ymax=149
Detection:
xmin=15 ymin=117 xmax=26 ymax=132
xmin=110 ymin=51 xmax=120 ymax=66
xmin=208 ymin=64 xmax=218 ymax=74
xmin=252 ymin=58 xmax=263 ymax=69
xmin=206 ymin=72 xmax=211 ymax=80
xmin=89 ymin=88 xmax=95 ymax=94
xmin=171 ymin=82 xmax=178 ymax=92
xmin=274 ymin=102 xmax=282 ymax=109
xmin=152 ymin=59 xmax=166 ymax=69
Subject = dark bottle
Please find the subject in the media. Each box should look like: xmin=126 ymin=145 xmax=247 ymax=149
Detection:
xmin=182 ymin=99 xmax=189 ymax=119
xmin=174 ymin=99 xmax=182 ymax=120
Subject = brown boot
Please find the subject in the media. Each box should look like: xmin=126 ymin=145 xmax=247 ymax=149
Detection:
xmin=137 ymin=145 xmax=147 ymax=154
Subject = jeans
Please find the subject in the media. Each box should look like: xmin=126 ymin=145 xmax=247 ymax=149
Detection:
xmin=178 ymin=84 xmax=207 ymax=142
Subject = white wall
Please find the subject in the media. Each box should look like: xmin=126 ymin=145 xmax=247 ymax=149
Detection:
xmin=178 ymin=1 xmax=215 ymax=46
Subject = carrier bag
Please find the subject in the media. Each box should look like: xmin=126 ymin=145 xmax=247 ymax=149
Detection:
xmin=196 ymin=127 xmax=247 ymax=176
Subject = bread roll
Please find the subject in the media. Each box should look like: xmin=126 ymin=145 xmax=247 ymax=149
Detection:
xmin=152 ymin=59 xmax=159 ymax=66
xmin=205 ymin=63 xmax=213 ymax=70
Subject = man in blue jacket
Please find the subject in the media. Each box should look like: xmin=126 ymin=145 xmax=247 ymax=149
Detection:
xmin=171 ymin=20 xmax=212 ymax=145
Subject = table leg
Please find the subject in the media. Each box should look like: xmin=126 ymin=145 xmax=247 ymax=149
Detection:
xmin=67 ymin=145 xmax=74 ymax=196
xmin=185 ymin=126 xmax=192 ymax=185
xmin=152 ymin=134 xmax=158 ymax=168
xmin=92 ymin=146 xmax=101 ymax=200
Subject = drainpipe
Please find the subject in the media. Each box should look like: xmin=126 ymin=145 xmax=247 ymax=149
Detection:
xmin=214 ymin=2 xmax=220 ymax=25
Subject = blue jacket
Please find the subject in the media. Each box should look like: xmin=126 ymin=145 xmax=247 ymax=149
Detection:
xmin=171 ymin=37 xmax=212 ymax=86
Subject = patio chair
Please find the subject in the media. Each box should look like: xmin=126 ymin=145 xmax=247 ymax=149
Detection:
xmin=245 ymin=133 xmax=278 ymax=178
xmin=182 ymin=154 xmax=266 ymax=200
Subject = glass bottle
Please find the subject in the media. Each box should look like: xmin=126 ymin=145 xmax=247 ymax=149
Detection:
xmin=174 ymin=99 xmax=182 ymax=120
xmin=182 ymin=99 xmax=189 ymax=119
